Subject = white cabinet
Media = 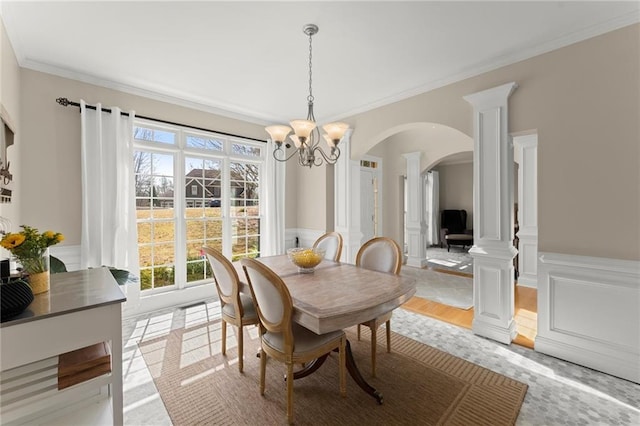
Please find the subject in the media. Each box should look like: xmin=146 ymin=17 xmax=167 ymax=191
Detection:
xmin=0 ymin=268 xmax=126 ymax=425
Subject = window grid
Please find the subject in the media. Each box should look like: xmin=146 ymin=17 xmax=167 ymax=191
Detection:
xmin=133 ymin=121 xmax=264 ymax=292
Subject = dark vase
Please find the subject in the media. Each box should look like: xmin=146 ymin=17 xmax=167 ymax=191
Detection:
xmin=0 ymin=279 xmax=35 ymax=322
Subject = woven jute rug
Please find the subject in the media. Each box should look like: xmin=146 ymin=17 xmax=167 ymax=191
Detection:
xmin=139 ymin=321 xmax=527 ymax=425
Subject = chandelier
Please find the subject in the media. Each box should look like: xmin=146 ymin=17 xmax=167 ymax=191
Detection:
xmin=265 ymin=24 xmax=349 ymax=167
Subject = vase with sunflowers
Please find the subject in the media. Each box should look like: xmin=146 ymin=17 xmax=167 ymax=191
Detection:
xmin=1 ymin=225 xmax=64 ymax=294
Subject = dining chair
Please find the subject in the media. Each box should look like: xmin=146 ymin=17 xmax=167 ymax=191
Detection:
xmin=241 ymin=258 xmax=346 ymax=425
xmin=202 ymin=246 xmax=259 ymax=373
xmin=312 ymin=231 xmax=343 ymax=262
xmin=355 ymin=236 xmax=402 ymax=377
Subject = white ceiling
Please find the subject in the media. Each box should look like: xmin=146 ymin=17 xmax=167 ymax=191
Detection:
xmin=1 ymin=1 xmax=638 ymax=125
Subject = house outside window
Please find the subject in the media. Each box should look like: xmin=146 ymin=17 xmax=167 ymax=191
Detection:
xmin=133 ymin=122 xmax=264 ymax=293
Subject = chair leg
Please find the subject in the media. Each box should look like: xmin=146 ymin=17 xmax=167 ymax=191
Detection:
xmin=287 ymin=362 xmax=294 ymax=424
xmin=339 ymin=337 xmax=346 ymax=397
xmin=371 ymin=326 xmax=377 ymax=378
xmin=238 ymin=325 xmax=244 ymax=373
xmin=357 ymin=324 xmax=361 ymax=340
xmin=386 ymin=320 xmax=391 ymax=353
xmin=221 ymin=319 xmax=227 ymax=355
xmin=259 ymin=349 xmax=266 ymax=396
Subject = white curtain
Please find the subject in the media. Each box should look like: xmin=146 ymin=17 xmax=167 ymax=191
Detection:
xmin=262 ymin=139 xmax=286 ymax=256
xmin=80 ymin=101 xmax=139 ymax=277
xmin=426 ymin=170 xmax=440 ymax=246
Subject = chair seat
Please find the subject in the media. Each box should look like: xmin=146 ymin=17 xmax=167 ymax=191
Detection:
xmin=361 ymin=310 xmax=392 ymax=328
xmin=222 ymin=292 xmax=257 ymax=320
xmin=263 ymin=323 xmax=344 ymax=356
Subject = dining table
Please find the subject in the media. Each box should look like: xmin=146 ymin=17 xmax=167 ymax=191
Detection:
xmin=236 ymin=254 xmax=416 ymax=404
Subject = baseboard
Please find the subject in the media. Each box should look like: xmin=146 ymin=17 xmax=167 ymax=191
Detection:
xmin=471 ymin=317 xmax=518 ymax=345
xmin=536 ymin=252 xmax=640 ymax=384
xmin=535 ymin=335 xmax=639 ymax=384
xmin=515 ymin=275 xmax=537 ymax=288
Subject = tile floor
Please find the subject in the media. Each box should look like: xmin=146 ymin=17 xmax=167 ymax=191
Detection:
xmin=122 ymin=300 xmax=640 ymax=425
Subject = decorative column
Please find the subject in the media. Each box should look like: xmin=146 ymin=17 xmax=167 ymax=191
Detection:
xmin=334 ymin=129 xmax=363 ymax=263
xmin=464 ymin=82 xmax=518 ymax=345
xmin=403 ymin=152 xmax=428 ymax=267
xmin=513 ymin=134 xmax=538 ymax=288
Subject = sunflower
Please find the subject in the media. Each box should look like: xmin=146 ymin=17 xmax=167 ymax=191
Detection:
xmin=0 ymin=225 xmax=65 ymax=274
xmin=1 ymin=233 xmax=25 ymax=249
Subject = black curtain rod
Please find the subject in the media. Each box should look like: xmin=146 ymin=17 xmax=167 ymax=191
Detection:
xmin=55 ymin=97 xmax=267 ymax=143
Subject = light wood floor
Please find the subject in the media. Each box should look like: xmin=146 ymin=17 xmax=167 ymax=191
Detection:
xmin=402 ymin=271 xmax=537 ymax=349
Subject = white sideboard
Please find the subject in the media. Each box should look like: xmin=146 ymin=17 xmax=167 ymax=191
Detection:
xmin=0 ymin=267 xmax=126 ymax=425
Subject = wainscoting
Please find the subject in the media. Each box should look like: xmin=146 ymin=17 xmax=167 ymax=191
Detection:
xmin=537 ymin=252 xmax=640 ymax=384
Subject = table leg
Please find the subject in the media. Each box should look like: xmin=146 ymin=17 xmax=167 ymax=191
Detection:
xmin=291 ymin=354 xmax=330 ymax=379
xmin=344 ymin=340 xmax=383 ymax=404
xmin=288 ymin=339 xmax=383 ymax=404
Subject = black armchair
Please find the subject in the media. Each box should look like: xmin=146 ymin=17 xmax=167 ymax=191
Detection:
xmin=439 ymin=210 xmax=472 ymax=249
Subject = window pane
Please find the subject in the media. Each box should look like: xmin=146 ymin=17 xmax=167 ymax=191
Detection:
xmin=185 ymin=242 xmax=211 ymax=283
xmin=232 ymin=143 xmax=261 ymax=157
xmin=186 ymin=257 xmax=210 ymax=283
xmin=153 ymin=243 xmax=174 ymax=265
xmin=186 ymin=220 xmax=205 ymax=239
xmin=186 ymin=135 xmax=223 ymax=151
xmin=134 ymin=126 xmax=176 ymax=145
xmin=135 ymin=148 xmax=176 ymax=291
xmin=230 ymin=156 xmax=260 ymax=263
xmin=137 ymin=222 xmax=151 ymax=243
xmin=185 ymin=157 xmax=222 ymax=211
xmin=153 ymin=222 xmax=174 ymax=243
xmin=153 ymin=266 xmax=175 ymax=288
xmin=204 ymin=238 xmax=223 ymax=250
xmin=205 ymin=219 xmax=223 ymax=239
xmin=233 ymin=218 xmax=247 ymax=236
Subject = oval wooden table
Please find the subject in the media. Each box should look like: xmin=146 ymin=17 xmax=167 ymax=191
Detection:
xmin=237 ymin=255 xmax=416 ymax=404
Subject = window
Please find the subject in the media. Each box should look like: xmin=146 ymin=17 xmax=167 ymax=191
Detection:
xmin=133 ymin=123 xmax=265 ymax=293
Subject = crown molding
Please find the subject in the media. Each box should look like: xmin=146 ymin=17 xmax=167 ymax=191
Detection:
xmin=20 ymin=58 xmax=271 ymax=127
xmin=326 ymin=12 xmax=640 ymax=122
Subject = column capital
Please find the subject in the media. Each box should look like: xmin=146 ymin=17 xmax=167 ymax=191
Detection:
xmin=464 ymin=82 xmax=518 ymax=108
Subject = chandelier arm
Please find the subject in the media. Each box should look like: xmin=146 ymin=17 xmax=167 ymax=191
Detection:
xmin=313 ymin=145 xmax=340 ymax=165
xmin=273 ymin=145 xmax=302 ymax=163
xmin=312 ymin=149 xmax=324 ymax=167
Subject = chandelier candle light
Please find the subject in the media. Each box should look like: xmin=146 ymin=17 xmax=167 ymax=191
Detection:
xmin=266 ymin=24 xmax=349 ymax=167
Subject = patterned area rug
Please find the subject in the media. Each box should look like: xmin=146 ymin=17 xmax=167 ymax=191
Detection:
xmin=138 ymin=321 xmax=527 ymax=425
xmin=401 ymin=265 xmax=473 ymax=310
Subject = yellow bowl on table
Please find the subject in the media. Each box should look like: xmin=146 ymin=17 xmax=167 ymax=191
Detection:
xmin=287 ymin=247 xmax=325 ymax=273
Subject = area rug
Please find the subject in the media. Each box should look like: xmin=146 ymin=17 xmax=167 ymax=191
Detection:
xmin=426 ymin=246 xmax=474 ymax=275
xmin=401 ymin=265 xmax=474 ymax=310
xmin=138 ymin=320 xmax=527 ymax=425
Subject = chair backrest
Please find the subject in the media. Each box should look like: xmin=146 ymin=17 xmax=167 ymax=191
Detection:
xmin=313 ymin=232 xmax=343 ymax=262
xmin=241 ymin=258 xmax=294 ymax=349
xmin=202 ymin=246 xmax=243 ymax=315
xmin=441 ymin=209 xmax=467 ymax=234
xmin=355 ymin=237 xmax=402 ymax=275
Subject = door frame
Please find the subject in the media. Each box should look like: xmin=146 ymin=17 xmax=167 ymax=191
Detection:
xmin=360 ymin=155 xmax=383 ymax=243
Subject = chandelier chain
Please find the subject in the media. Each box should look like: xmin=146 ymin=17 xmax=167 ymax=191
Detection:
xmin=307 ymin=31 xmax=314 ymax=104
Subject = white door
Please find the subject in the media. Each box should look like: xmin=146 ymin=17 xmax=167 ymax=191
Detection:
xmin=361 ymin=168 xmax=376 ymax=243
xmin=360 ymin=157 xmax=382 ymax=245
